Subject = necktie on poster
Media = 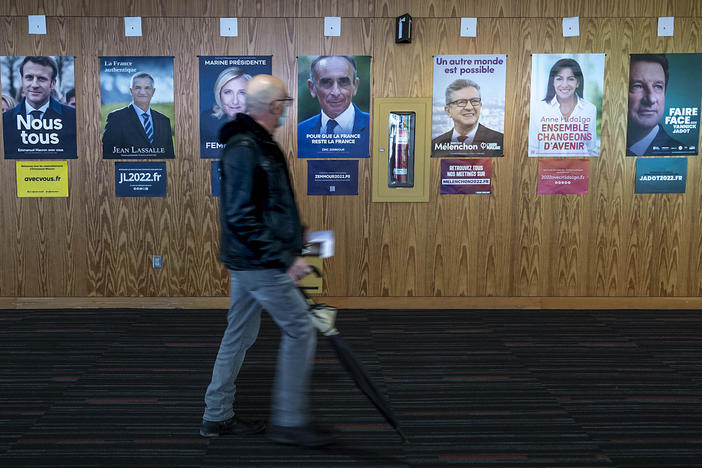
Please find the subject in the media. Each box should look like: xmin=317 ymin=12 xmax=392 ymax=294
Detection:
xmin=142 ymin=113 xmax=154 ymax=144
xmin=326 ymin=119 xmax=339 ymax=135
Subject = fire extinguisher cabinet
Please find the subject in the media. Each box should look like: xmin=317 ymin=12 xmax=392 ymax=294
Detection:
xmin=372 ymin=97 xmax=431 ymax=202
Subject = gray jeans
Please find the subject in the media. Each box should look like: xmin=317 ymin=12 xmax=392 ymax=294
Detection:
xmin=203 ymin=268 xmax=316 ymax=427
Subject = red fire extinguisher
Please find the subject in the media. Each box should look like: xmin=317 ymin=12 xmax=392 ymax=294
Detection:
xmin=390 ymin=115 xmax=410 ymax=184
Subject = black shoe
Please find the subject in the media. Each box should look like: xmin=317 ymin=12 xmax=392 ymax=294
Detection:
xmin=200 ymin=417 xmax=267 ymax=438
xmin=267 ymin=424 xmax=337 ymax=447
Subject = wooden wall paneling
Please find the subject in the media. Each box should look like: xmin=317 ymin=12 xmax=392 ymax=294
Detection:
xmin=165 ymin=17 xmax=201 ymax=296
xmin=676 ymin=18 xmax=702 ymax=296
xmin=508 ymin=17 xmax=542 ymax=296
xmin=65 ymin=35 xmax=91 ymax=297
xmin=90 ymin=16 xmax=180 ymax=296
xmin=186 ymin=18 xmax=230 ymax=297
xmin=291 ymin=19 xmax=329 ymax=291
xmin=621 ymin=18 xmax=689 ymax=297
xmin=320 ymin=18 xmax=374 ymax=297
xmin=545 ymin=18 xmax=596 ymax=297
xmin=683 ymin=18 xmax=702 ymax=296
xmin=471 ymin=17 xmax=514 ymax=296
xmin=0 ymin=1 xmax=696 ymax=20
xmin=370 ymin=17 xmax=434 ymax=296
xmin=374 ymin=0 xmax=682 ymax=19
xmin=586 ymin=18 xmax=625 ymax=296
xmin=370 ymin=202 xmax=423 ymax=296
xmin=526 ymin=18 xmax=558 ymax=297
xmin=292 ymin=17 xmax=332 ymax=296
xmin=86 ymin=17 xmax=124 ymax=296
xmin=0 ymin=15 xmax=88 ymax=297
xmin=376 ymin=0 xmax=527 ymax=18
xmin=615 ymin=18 xmax=642 ymax=297
xmin=292 ymin=0 xmax=375 ymax=18
xmin=0 ymin=0 xmax=615 ymax=19
xmin=292 ymin=17 xmax=374 ymax=297
xmin=655 ymin=17 xmax=701 ymax=297
xmin=0 ymin=16 xmax=20 ymax=296
xmin=422 ymin=18 xmax=453 ymax=296
xmin=626 ymin=195 xmax=655 ymax=296
xmin=421 ymin=17 xmax=510 ymax=297
xmin=686 ymin=149 xmax=702 ymax=296
xmin=2 ymin=0 xmax=702 ymax=303
xmin=491 ymin=19 xmax=521 ymax=297
xmin=659 ymin=195 xmax=685 ymax=296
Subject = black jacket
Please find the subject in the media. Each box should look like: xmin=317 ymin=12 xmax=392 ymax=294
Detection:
xmin=218 ymin=113 xmax=304 ymax=271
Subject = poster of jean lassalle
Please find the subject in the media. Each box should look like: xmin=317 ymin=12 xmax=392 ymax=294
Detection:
xmin=297 ymin=55 xmax=371 ymax=158
xmin=100 ymin=56 xmax=175 ymax=159
xmin=432 ymin=54 xmax=506 ymax=157
xmin=528 ymin=53 xmax=605 ymax=157
xmin=1 ymin=56 xmax=77 ymax=159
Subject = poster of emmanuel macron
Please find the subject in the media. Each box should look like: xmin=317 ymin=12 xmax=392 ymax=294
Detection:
xmin=1 ymin=55 xmax=77 ymax=159
xmin=100 ymin=56 xmax=175 ymax=159
xmin=297 ymin=55 xmax=371 ymax=158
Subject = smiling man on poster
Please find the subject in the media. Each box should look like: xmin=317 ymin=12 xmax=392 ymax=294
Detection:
xmin=431 ymin=55 xmax=507 ymax=158
xmin=2 ymin=56 xmax=77 ymax=159
xmin=626 ymin=54 xmax=684 ymax=156
xmin=432 ymin=79 xmax=503 ymax=157
xmin=297 ymin=55 xmax=370 ymax=158
xmin=102 ymin=71 xmax=175 ymax=158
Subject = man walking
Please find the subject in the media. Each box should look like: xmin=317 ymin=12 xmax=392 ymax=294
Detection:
xmin=201 ymin=74 xmax=335 ymax=447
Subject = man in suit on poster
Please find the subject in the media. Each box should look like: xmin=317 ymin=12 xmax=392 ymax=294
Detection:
xmin=297 ymin=56 xmax=369 ymax=157
xmin=626 ymin=54 xmax=683 ymax=156
xmin=102 ymin=71 xmax=175 ymax=158
xmin=432 ymin=78 xmax=503 ymax=157
xmin=2 ymin=56 xmax=77 ymax=158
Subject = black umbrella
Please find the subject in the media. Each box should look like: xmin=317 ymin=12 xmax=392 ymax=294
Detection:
xmin=300 ymin=269 xmax=409 ymax=444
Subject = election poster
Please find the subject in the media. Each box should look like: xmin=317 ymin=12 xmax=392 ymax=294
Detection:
xmin=635 ymin=158 xmax=687 ymax=193
xmin=307 ymin=160 xmax=358 ymax=195
xmin=16 ymin=161 xmax=68 ymax=197
xmin=528 ymin=53 xmax=605 ymax=157
xmin=440 ymin=159 xmax=492 ymax=194
xmin=211 ymin=160 xmax=222 ymax=197
xmin=199 ymin=56 xmax=272 ymax=158
xmin=626 ymin=53 xmax=702 ymax=156
xmin=115 ymin=161 xmax=166 ymax=197
xmin=537 ymin=159 xmax=589 ymax=194
xmin=1 ymin=56 xmax=77 ymax=159
xmin=297 ymin=55 xmax=371 ymax=158
xmin=100 ymin=56 xmax=175 ymax=159
xmin=432 ymin=54 xmax=506 ymax=157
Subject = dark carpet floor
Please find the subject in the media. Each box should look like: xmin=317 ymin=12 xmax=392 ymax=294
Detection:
xmin=1 ymin=308 xmax=702 ymax=467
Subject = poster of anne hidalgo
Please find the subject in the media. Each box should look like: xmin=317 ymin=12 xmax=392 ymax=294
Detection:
xmin=1 ymin=56 xmax=77 ymax=159
xmin=528 ymin=53 xmax=605 ymax=157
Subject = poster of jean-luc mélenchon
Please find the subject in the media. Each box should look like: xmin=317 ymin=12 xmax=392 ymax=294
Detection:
xmin=432 ymin=55 xmax=506 ymax=157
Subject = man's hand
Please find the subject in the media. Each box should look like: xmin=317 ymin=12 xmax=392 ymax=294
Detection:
xmin=286 ymin=257 xmax=312 ymax=284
